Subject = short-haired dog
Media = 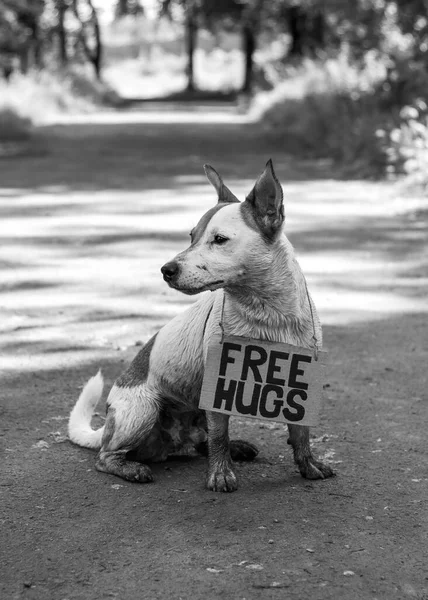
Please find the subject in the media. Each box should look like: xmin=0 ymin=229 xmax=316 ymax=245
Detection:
xmin=68 ymin=160 xmax=334 ymax=492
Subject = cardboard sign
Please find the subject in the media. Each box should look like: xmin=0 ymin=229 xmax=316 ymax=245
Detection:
xmin=199 ymin=334 xmax=327 ymax=426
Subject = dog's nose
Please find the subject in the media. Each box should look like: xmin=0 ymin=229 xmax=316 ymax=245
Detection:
xmin=161 ymin=261 xmax=180 ymax=282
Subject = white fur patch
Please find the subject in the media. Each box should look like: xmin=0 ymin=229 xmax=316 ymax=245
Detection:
xmin=104 ymin=383 xmax=160 ymax=449
xmin=149 ymin=293 xmax=216 ymax=406
xmin=68 ymin=371 xmax=104 ymax=449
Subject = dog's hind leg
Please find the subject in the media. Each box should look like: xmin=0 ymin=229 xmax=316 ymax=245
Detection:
xmin=287 ymin=425 xmax=335 ymax=480
xmin=205 ymin=412 xmax=238 ymax=492
xmin=229 ymin=440 xmax=259 ymax=461
xmin=196 ymin=439 xmax=259 ymax=462
xmin=95 ymin=385 xmax=160 ymax=483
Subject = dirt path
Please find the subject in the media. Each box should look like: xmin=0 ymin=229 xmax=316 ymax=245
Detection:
xmin=1 ymin=109 xmax=427 ymax=600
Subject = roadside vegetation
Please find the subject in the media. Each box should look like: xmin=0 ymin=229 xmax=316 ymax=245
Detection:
xmin=256 ymin=51 xmax=428 ymax=186
xmin=1 ymin=0 xmax=428 ymax=189
xmin=254 ymin=3 xmax=428 ymax=187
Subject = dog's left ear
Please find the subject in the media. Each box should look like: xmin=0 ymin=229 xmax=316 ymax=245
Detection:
xmin=204 ymin=164 xmax=240 ymax=204
xmin=244 ymin=159 xmax=284 ymax=239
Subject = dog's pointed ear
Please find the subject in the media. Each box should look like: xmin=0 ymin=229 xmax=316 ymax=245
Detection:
xmin=204 ymin=164 xmax=240 ymax=204
xmin=244 ymin=159 xmax=284 ymax=239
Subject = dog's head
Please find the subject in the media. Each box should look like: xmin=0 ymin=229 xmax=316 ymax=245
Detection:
xmin=161 ymin=160 xmax=285 ymax=295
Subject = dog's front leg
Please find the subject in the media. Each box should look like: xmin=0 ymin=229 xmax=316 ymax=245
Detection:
xmin=288 ymin=424 xmax=335 ymax=480
xmin=206 ymin=412 xmax=238 ymax=492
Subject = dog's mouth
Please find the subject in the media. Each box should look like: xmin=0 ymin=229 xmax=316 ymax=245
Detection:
xmin=172 ymin=280 xmax=225 ymax=295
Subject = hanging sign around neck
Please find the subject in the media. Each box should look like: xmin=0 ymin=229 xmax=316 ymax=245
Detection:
xmin=199 ymin=334 xmax=327 ymax=426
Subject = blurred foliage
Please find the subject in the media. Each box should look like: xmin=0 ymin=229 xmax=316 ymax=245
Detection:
xmin=252 ymin=0 xmax=428 ymax=185
xmin=115 ymin=0 xmax=144 ymax=18
xmin=0 ymin=65 xmax=122 ymax=147
xmin=256 ymin=52 xmax=390 ymax=177
xmin=386 ymin=102 xmax=428 ymax=190
xmin=0 ymin=106 xmax=32 ymax=141
xmin=0 ymin=0 xmax=102 ymax=76
xmin=1 ymin=0 xmax=428 ymax=184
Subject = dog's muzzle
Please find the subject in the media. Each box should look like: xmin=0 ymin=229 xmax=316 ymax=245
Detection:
xmin=161 ymin=261 xmax=180 ymax=284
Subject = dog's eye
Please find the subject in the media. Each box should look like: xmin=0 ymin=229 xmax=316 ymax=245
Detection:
xmin=213 ymin=234 xmax=229 ymax=245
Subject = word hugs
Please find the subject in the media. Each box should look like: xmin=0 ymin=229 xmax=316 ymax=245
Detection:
xmin=200 ymin=335 xmax=327 ymax=426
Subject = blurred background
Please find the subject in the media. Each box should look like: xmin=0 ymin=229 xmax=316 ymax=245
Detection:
xmin=1 ymin=0 xmax=428 ymax=182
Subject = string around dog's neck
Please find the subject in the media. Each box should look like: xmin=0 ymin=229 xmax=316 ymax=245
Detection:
xmin=218 ymin=283 xmax=319 ymax=361
xmin=303 ymin=277 xmax=319 ymax=361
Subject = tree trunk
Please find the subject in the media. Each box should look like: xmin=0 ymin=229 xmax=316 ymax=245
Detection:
xmin=19 ymin=48 xmax=29 ymax=74
xmin=91 ymin=3 xmax=102 ymax=79
xmin=312 ymin=12 xmax=325 ymax=49
xmin=307 ymin=11 xmax=325 ymax=56
xmin=242 ymin=24 xmax=255 ymax=93
xmin=57 ymin=0 xmax=68 ymax=66
xmin=73 ymin=0 xmax=103 ymax=79
xmin=116 ymin=0 xmax=128 ymax=18
xmin=287 ymin=5 xmax=306 ymax=57
xmin=185 ymin=8 xmax=196 ymax=92
xmin=32 ymin=20 xmax=43 ymax=69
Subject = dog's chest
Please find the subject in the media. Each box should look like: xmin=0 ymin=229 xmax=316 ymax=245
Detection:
xmin=223 ymin=313 xmax=310 ymax=348
xmin=213 ymin=291 xmax=313 ymax=348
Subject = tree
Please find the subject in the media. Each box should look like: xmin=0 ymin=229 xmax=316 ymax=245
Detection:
xmin=159 ymin=0 xmax=199 ymax=92
xmin=56 ymin=0 xmax=69 ymax=66
xmin=240 ymin=0 xmax=265 ymax=94
xmin=115 ymin=0 xmax=144 ymax=18
xmin=72 ymin=0 xmax=102 ymax=78
xmin=0 ymin=0 xmax=45 ymax=73
xmin=184 ymin=0 xmax=197 ymax=91
xmin=200 ymin=0 xmax=268 ymax=93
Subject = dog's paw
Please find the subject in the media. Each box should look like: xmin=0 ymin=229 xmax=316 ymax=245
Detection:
xmin=206 ymin=467 xmax=238 ymax=493
xmin=298 ymin=458 xmax=335 ymax=480
xmin=128 ymin=463 xmax=154 ymax=483
xmin=230 ymin=439 xmax=259 ymax=462
xmin=96 ymin=458 xmax=154 ymax=483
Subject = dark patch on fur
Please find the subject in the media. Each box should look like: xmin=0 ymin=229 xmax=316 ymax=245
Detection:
xmin=239 ymin=201 xmax=273 ymax=244
xmin=191 ymin=203 xmax=230 ymax=245
xmin=241 ymin=161 xmax=285 ymax=242
xmin=239 ymin=201 xmax=261 ymax=233
xmin=116 ymin=334 xmax=157 ymax=388
xmin=101 ymin=406 xmax=116 ymax=448
xmin=96 ymin=451 xmax=154 ymax=482
xmin=240 ymin=197 xmax=285 ymax=243
xmin=129 ymin=408 xmax=208 ymax=463
xmin=229 ymin=439 xmax=259 ymax=461
xmin=196 ymin=439 xmax=259 ymax=461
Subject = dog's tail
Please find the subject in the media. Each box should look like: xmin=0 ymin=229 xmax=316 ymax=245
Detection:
xmin=68 ymin=371 xmax=105 ymax=449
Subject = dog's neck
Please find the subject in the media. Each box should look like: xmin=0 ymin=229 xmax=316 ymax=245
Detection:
xmin=222 ymin=237 xmax=317 ymax=347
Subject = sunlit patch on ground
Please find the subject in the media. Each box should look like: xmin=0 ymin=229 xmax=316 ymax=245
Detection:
xmin=0 ymin=112 xmax=427 ymax=374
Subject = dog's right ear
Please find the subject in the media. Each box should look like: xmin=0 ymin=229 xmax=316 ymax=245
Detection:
xmin=204 ymin=164 xmax=240 ymax=204
xmin=243 ymin=159 xmax=284 ymax=240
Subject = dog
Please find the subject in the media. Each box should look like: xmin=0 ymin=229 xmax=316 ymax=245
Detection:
xmin=68 ymin=160 xmax=334 ymax=492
